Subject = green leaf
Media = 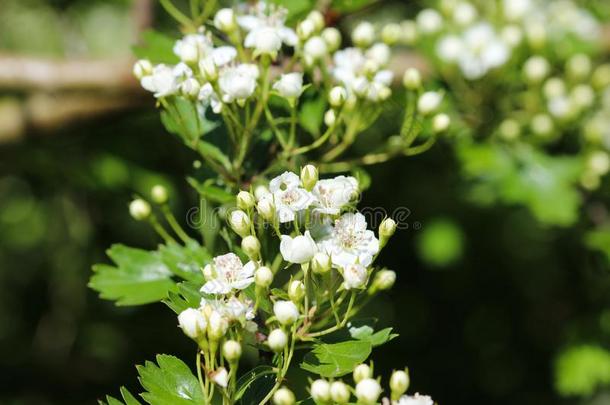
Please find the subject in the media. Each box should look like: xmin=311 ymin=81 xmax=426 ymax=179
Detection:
xmin=301 ymin=340 xmax=372 ymax=377
xmin=331 ymin=0 xmax=376 ymax=12
xmin=160 ymin=97 xmax=202 ymax=143
xmin=555 ymin=345 xmax=610 ymax=397
xmin=163 ymin=281 xmax=204 ymax=314
xmin=235 ymin=366 xmax=277 ymax=403
xmin=100 ymin=387 xmax=141 ymax=405
xmin=299 ymin=97 xmax=327 ymax=136
xmin=137 ymin=354 xmax=205 ymax=405
xmin=585 ymin=228 xmax=610 ymax=263
xmin=271 ymin=0 xmax=313 ymax=20
xmin=89 ymin=245 xmax=177 ymax=306
xmin=158 ymin=240 xmax=210 ymax=282
xmin=187 ymin=178 xmax=235 ymax=204
xmin=132 ymin=30 xmax=180 ymax=64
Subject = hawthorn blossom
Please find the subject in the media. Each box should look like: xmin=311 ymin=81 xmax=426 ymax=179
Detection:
xmin=201 ymin=253 xmax=255 ymax=295
xmin=200 ymin=296 xmax=255 ymax=325
xmin=140 ymin=64 xmax=182 ymax=98
xmin=319 ymin=212 xmax=380 ymax=268
xmin=238 ymin=2 xmax=297 ymax=55
xmin=266 ymin=171 xmax=314 ymax=223
xmin=280 ymin=231 xmax=317 ymax=264
xmin=342 ymin=263 xmax=368 ymax=289
xmin=397 ymin=393 xmax=435 ymax=405
xmin=218 ymin=64 xmax=259 ymax=102
xmin=173 ymin=33 xmax=213 ymax=63
xmin=273 ymin=73 xmax=304 ymax=98
xmin=311 ymin=175 xmax=358 ymax=215
xmin=332 ymin=47 xmax=393 ymax=100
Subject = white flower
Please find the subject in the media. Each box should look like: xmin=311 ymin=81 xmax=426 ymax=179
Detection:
xmin=436 ymin=35 xmax=463 ymax=63
xmin=342 ymin=263 xmax=368 ymax=289
xmin=238 ymin=2 xmax=297 ymax=51
xmin=355 ymin=378 xmax=381 ymax=404
xmin=273 ymin=73 xmax=304 ymax=98
xmin=178 ymin=308 xmax=207 ymax=339
xmin=330 ymin=381 xmax=350 ymax=403
xmin=214 ymin=8 xmax=236 ymax=32
xmin=173 ymin=33 xmax=213 ymax=63
xmin=207 ymin=309 xmax=229 ymax=338
xmin=366 ymin=43 xmax=391 ymax=66
xmin=140 ymin=64 xmax=180 ymax=98
xmin=208 ymin=46 xmax=238 ymax=67
xmin=218 ymin=64 xmax=259 ymax=102
xmin=201 ymin=296 xmax=255 ymax=324
xmin=133 ymin=59 xmax=153 ymax=79
xmin=523 ymin=55 xmax=550 ymax=83
xmin=397 ymin=393 xmax=434 ymax=405
xmin=312 ymin=175 xmax=358 ymax=215
xmin=416 ymin=9 xmax=443 ymax=34
xmin=273 ymin=300 xmax=299 ymax=325
xmin=198 ymin=83 xmax=222 ymax=113
xmin=352 ymin=22 xmax=375 ymax=47
xmin=267 ymin=171 xmax=314 ymax=223
xmin=280 ymin=231 xmax=318 ymax=264
xmin=212 ymin=367 xmax=229 ymax=388
xmin=456 ymin=23 xmax=510 ymax=80
xmin=453 ymin=2 xmax=477 ymax=26
xmin=201 ymin=253 xmax=256 ymax=295
xmin=319 ymin=212 xmax=379 ymax=268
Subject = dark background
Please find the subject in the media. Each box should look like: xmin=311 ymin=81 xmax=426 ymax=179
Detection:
xmin=1 ymin=0 xmax=609 ymax=404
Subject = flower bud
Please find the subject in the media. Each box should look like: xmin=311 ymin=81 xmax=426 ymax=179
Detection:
xmin=432 ymin=113 xmax=451 ymax=133
xmin=353 ymin=364 xmax=372 ymax=383
xmin=587 ymin=151 xmax=610 ymax=176
xmin=257 ymin=198 xmax=276 ymax=221
xmin=379 ymin=217 xmax=397 ymax=246
xmin=300 ymin=164 xmax=318 ymax=191
xmin=255 ymin=266 xmax=273 ymax=288
xmin=207 ymin=310 xmax=229 ymax=340
xmin=566 ymin=53 xmax=591 ymax=80
xmin=212 ymin=367 xmax=229 ymax=387
xmin=322 ymin=27 xmax=341 ymax=52
xmin=531 ymin=113 xmax=554 ymax=137
xmin=453 ymin=1 xmax=477 ymax=26
xmin=307 ymin=10 xmax=325 ymax=31
xmin=401 ymin=20 xmax=418 ymax=45
xmin=372 ymin=269 xmax=396 ymax=291
xmin=526 ymin=24 xmax=546 ymax=49
xmin=355 ymin=378 xmax=382 ymax=405
xmin=229 ymin=209 xmax=251 ymax=237
xmin=241 ymin=235 xmax=261 ymax=259
xmin=367 ymin=43 xmax=391 ymax=67
xmin=592 ymin=64 xmax=610 ymax=89
xmin=324 ymin=109 xmax=336 ymax=127
xmin=352 ymin=22 xmax=375 ymax=47
xmin=178 ymin=308 xmax=207 ymax=340
xmin=280 ymin=231 xmax=317 ymax=264
xmin=129 ymin=199 xmax=151 ymax=221
xmin=311 ymin=252 xmax=331 ymax=274
xmin=274 ymin=300 xmax=299 ymax=325
xmin=199 ymin=58 xmax=218 ymax=82
xmin=288 ymin=280 xmax=306 ymax=303
xmin=381 ymin=23 xmax=402 ymax=45
xmin=403 ymin=68 xmax=422 ymax=90
xmin=151 ymin=185 xmax=168 ymax=204
xmin=237 ymin=190 xmax=256 ymax=210
xmin=543 ymin=77 xmax=566 ymax=99
xmin=523 ymin=56 xmax=550 ymax=83
xmin=214 ymin=8 xmax=237 ymax=33
xmin=133 ymin=59 xmax=153 ymax=79
xmin=180 ymin=78 xmax=201 ymax=98
xmin=273 ymin=387 xmax=295 ymax=405
xmin=222 ymin=340 xmax=242 ymax=362
xmin=390 ymin=369 xmax=410 ymax=397
xmin=498 ymin=119 xmax=520 ymax=141
xmin=417 ymin=91 xmax=443 ymax=115
xmin=273 ymin=73 xmax=304 ymax=99
xmin=416 ymin=9 xmax=443 ymax=34
xmin=254 ymin=185 xmax=270 ymax=200
xmin=297 ymin=19 xmax=316 ymax=41
xmin=570 ymin=84 xmax=595 ymax=110
xmin=330 ymin=381 xmax=351 ymax=404
xmin=304 ymin=36 xmax=328 ymax=61
xmin=268 ymin=328 xmax=288 ymax=352
xmin=329 ymin=86 xmax=347 ymax=108
xmin=310 ymin=379 xmax=331 ymax=402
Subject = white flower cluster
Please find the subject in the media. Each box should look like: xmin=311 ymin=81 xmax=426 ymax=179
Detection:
xmin=409 ymin=0 xmax=600 ymax=81
xmin=304 ymin=365 xmax=433 ymax=405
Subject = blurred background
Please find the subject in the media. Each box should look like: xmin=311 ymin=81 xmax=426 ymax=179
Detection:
xmin=1 ymin=0 xmax=609 ymax=404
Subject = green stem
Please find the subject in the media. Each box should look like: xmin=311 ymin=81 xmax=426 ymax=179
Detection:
xmin=196 ymin=350 xmax=206 ymax=401
xmin=148 ymin=214 xmax=176 ymax=244
xmin=159 ymin=0 xmax=195 ymax=31
xmin=161 ymin=204 xmax=191 ymax=243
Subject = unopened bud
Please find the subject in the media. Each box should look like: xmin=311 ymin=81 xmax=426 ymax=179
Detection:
xmin=181 ymin=78 xmax=201 ymax=98
xmin=498 ymin=119 xmax=520 ymax=141
xmin=307 ymin=10 xmax=325 ymax=31
xmin=355 ymin=378 xmax=382 ymax=405
xmin=133 ymin=59 xmax=153 ymax=79
xmin=592 ymin=64 xmax=610 ymax=89
xmin=353 ymin=364 xmax=372 ymax=383
xmin=199 ymin=58 xmax=218 ymax=82
xmin=222 ymin=340 xmax=242 ymax=362
xmin=329 ymin=86 xmax=347 ymax=107
xmin=330 ymin=381 xmax=351 ymax=404
xmin=379 ymin=217 xmax=397 ymax=246
xmin=310 ymin=379 xmax=331 ymax=402
xmin=372 ymin=269 xmax=396 ymax=291
xmin=531 ymin=113 xmax=554 ymax=137
xmin=322 ymin=27 xmax=341 ymax=51
xmin=268 ymin=328 xmax=288 ymax=352
xmin=273 ymin=387 xmax=295 ymax=405
xmin=297 ymin=19 xmax=316 ymax=41
xmin=229 ymin=209 xmax=251 ymax=237
xmin=566 ymin=53 xmax=591 ymax=80
xmin=274 ymin=300 xmax=299 ymax=325
xmin=382 ymin=23 xmax=402 ymax=45
xmin=255 ymin=266 xmax=273 ymax=288
xmin=288 ymin=280 xmax=306 ymax=302
xmin=432 ymin=113 xmax=451 ymax=133
xmin=178 ymin=308 xmax=207 ymax=340
xmin=241 ymin=235 xmax=261 ymax=259
xmin=214 ymin=8 xmax=237 ymax=32
xmin=257 ymin=198 xmax=276 ymax=221
xmin=151 ymin=185 xmax=168 ymax=204
xmin=352 ymin=22 xmax=375 ymax=47
xmin=300 ymin=164 xmax=318 ymax=191
xmin=207 ymin=310 xmax=229 ymax=340
xmin=311 ymin=252 xmax=331 ymax=274
xmin=324 ymin=109 xmax=336 ymax=127
xmin=129 ymin=199 xmax=151 ymax=221
xmin=390 ymin=369 xmax=410 ymax=398
xmin=237 ymin=190 xmax=256 ymax=209
xmin=417 ymin=91 xmax=443 ymax=115
xmin=403 ymin=68 xmax=422 ymax=90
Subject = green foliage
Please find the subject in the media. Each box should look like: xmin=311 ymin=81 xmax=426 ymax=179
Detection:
xmin=133 ymin=30 xmax=180 ymax=64
xmin=234 ymin=366 xmax=277 ymax=403
xmin=299 ymin=97 xmax=327 ymax=137
xmin=459 ymin=143 xmax=583 ymax=226
xmin=137 ymin=354 xmax=205 ymax=404
xmin=101 ymin=387 xmax=142 ymax=405
xmin=555 ymin=345 xmax=610 ymax=397
xmin=585 ymin=228 xmax=610 ymax=263
xmin=301 ymin=340 xmax=373 ymax=377
xmin=348 ymin=325 xmax=399 ymax=347
xmin=90 ymin=242 xmax=209 ymax=306
xmin=417 ymin=218 xmax=464 ymax=268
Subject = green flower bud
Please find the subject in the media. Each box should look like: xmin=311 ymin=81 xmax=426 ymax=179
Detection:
xmin=129 ymin=199 xmax=151 ymax=221
xmin=222 ymin=340 xmax=242 ymax=362
xmin=151 ymin=185 xmax=168 ymax=204
xmin=300 ymin=164 xmax=318 ymax=191
xmin=390 ymin=369 xmax=410 ymax=398
xmin=237 ymin=190 xmax=256 ymax=210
